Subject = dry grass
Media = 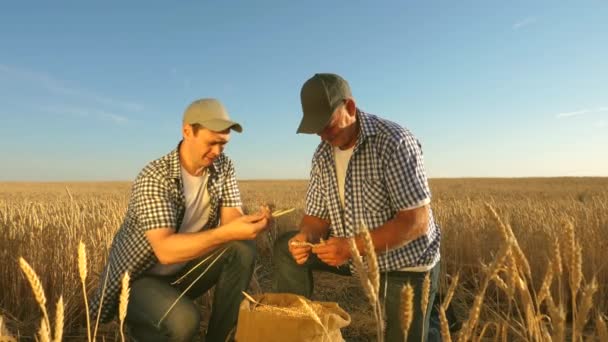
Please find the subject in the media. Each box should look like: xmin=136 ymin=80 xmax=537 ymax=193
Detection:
xmin=1 ymin=178 xmax=607 ymax=341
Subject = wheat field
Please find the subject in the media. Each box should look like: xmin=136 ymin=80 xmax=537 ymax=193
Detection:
xmin=1 ymin=178 xmax=607 ymax=341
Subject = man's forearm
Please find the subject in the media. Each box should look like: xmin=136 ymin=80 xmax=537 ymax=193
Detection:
xmin=356 ymin=205 xmax=429 ymax=255
xmin=150 ymin=227 xmax=235 ymax=264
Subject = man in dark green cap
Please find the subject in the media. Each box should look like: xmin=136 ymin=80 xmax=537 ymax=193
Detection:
xmin=273 ymin=74 xmax=442 ymax=341
xmin=90 ymin=98 xmax=271 ymax=341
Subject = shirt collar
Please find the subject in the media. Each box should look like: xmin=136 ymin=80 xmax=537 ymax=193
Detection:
xmin=318 ymin=109 xmax=377 ymax=161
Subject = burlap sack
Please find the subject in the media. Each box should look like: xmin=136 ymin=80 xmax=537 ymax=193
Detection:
xmin=235 ymin=293 xmax=351 ymax=342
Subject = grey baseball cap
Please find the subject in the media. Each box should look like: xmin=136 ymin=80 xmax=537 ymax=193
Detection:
xmin=183 ymin=98 xmax=243 ymax=133
xmin=297 ymin=73 xmax=352 ymax=134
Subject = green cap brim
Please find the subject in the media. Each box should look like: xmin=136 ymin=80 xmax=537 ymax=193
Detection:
xmin=296 ymin=111 xmax=333 ymax=134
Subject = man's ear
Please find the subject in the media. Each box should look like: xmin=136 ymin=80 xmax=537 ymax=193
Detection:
xmin=345 ymin=98 xmax=357 ymax=116
xmin=182 ymin=123 xmax=192 ymax=139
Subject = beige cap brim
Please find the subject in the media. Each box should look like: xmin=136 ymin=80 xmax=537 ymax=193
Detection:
xmin=199 ymin=118 xmax=243 ymax=133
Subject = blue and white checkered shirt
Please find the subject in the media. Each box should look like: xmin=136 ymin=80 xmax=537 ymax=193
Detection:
xmin=305 ymin=111 xmax=441 ymax=272
xmin=89 ymin=143 xmax=242 ymax=322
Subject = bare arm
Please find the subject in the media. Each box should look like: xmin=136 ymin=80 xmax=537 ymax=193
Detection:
xmin=145 ymin=212 xmax=268 ymax=264
xmin=357 ymin=205 xmax=429 ymax=255
xmin=220 ymin=206 xmax=244 ymax=225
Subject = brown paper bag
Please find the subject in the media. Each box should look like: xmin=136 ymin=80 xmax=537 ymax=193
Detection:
xmin=235 ymin=293 xmax=351 ymax=342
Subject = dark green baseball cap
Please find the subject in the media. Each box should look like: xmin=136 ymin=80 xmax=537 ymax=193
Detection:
xmin=297 ymin=73 xmax=352 ymax=134
xmin=183 ymin=98 xmax=243 ymax=133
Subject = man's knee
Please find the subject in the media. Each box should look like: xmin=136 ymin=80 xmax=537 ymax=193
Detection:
xmin=226 ymin=240 xmax=256 ymax=267
xmin=162 ymin=301 xmax=201 ymax=341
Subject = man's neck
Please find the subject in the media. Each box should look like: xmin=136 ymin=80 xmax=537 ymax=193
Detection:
xmin=339 ymin=120 xmax=360 ymax=150
xmin=178 ymin=144 xmax=206 ymax=176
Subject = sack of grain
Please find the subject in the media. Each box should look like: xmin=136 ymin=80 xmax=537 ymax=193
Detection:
xmin=235 ymin=293 xmax=351 ymax=342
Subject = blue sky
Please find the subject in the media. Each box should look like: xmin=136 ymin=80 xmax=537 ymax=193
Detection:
xmin=1 ymin=1 xmax=606 ymax=180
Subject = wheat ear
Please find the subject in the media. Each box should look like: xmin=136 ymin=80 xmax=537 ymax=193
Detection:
xmin=360 ymin=222 xmax=380 ymax=296
xmin=420 ymin=272 xmax=431 ymax=341
xmin=38 ymin=317 xmax=51 ymax=342
xmin=78 ymin=241 xmax=92 ymax=342
xmin=400 ymin=283 xmax=414 ymax=342
xmin=119 ymin=272 xmax=131 ymax=342
xmin=53 ymin=296 xmax=64 ymax=342
xmin=438 ymin=305 xmax=451 ymax=342
xmin=574 ymin=277 xmax=597 ymax=336
xmin=19 ymin=258 xmax=51 ymax=336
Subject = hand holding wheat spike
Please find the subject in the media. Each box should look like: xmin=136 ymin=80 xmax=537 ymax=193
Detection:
xmin=119 ymin=272 xmax=131 ymax=342
xmin=158 ymin=247 xmax=228 ymax=327
xmin=77 ymin=241 xmax=92 ymax=342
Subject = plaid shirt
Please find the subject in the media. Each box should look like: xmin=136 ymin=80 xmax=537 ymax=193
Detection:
xmin=89 ymin=143 xmax=242 ymax=322
xmin=306 ymin=111 xmax=441 ymax=272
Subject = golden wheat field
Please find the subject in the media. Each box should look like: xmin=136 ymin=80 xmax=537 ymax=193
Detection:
xmin=1 ymin=178 xmax=607 ymax=341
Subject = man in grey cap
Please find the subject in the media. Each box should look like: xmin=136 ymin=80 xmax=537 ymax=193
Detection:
xmin=273 ymin=74 xmax=442 ymax=341
xmin=90 ymin=98 xmax=270 ymax=341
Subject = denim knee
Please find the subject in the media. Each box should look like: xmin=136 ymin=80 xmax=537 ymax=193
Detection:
xmin=226 ymin=240 xmax=256 ymax=268
xmin=160 ymin=300 xmax=201 ymax=341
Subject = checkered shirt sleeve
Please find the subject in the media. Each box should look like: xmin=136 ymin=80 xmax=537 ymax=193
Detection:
xmin=220 ymin=157 xmax=242 ymax=207
xmin=385 ymin=134 xmax=432 ymax=210
xmin=133 ymin=174 xmax=178 ymax=231
xmin=305 ymin=156 xmax=329 ymax=220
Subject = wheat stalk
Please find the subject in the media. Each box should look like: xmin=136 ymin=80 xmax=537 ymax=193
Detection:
xmin=297 ymin=297 xmax=330 ymax=341
xmin=271 ymin=208 xmax=295 ymax=217
xmin=119 ymin=272 xmax=131 ymax=342
xmin=53 ymin=296 xmax=64 ymax=342
xmin=596 ymin=314 xmax=608 ymax=342
xmin=158 ymin=247 xmax=228 ymax=326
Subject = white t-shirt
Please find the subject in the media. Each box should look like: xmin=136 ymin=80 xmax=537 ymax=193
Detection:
xmin=147 ymin=166 xmax=212 ymax=275
xmin=333 ymin=145 xmax=354 ymax=208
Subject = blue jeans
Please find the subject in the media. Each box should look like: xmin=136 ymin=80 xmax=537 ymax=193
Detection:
xmin=126 ymin=240 xmax=256 ymax=342
xmin=272 ymin=231 xmax=441 ymax=342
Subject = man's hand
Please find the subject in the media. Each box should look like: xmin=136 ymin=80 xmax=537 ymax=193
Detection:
xmin=312 ymin=237 xmax=352 ymax=267
xmin=288 ymin=232 xmax=312 ymax=265
xmin=226 ymin=213 xmax=269 ymax=240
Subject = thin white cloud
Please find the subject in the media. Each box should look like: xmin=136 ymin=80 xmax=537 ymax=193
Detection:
xmin=595 ymin=120 xmax=607 ymax=128
xmin=0 ymin=64 xmax=143 ymax=112
xmin=42 ymin=105 xmax=129 ymax=125
xmin=513 ymin=17 xmax=537 ymax=30
xmin=556 ymin=107 xmax=608 ymax=118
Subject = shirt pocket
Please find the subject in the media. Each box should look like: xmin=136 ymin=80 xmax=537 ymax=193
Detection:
xmin=362 ymin=178 xmax=391 ymax=213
